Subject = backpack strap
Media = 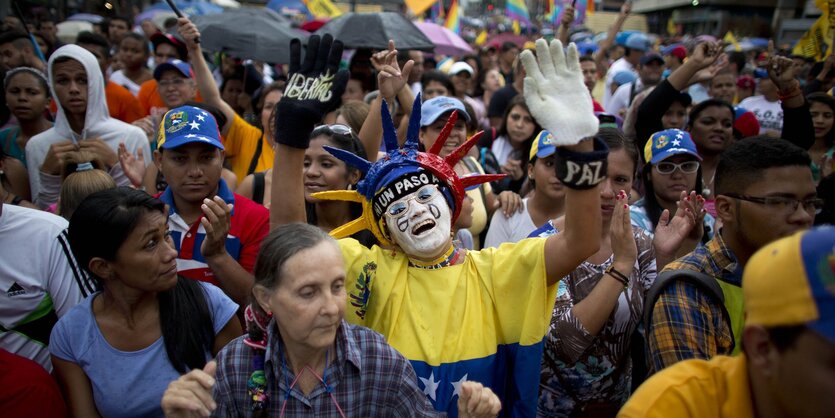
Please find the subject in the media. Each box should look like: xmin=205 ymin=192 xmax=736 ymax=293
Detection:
xmin=247 ymin=135 xmax=264 ymax=176
xmin=643 ymin=269 xmax=728 ymax=337
xmin=252 ymin=171 xmax=266 ymax=205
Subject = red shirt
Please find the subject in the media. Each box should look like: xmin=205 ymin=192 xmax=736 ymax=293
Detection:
xmin=0 ymin=349 xmax=68 ymax=418
xmin=156 ymin=180 xmax=269 ymax=286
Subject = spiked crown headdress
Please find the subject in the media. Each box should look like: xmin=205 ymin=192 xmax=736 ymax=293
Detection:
xmin=311 ymin=94 xmax=505 ymax=247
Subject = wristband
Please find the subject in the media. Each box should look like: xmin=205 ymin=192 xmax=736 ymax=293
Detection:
xmin=554 ymin=136 xmax=609 ymax=190
xmin=778 ymin=81 xmax=802 ymax=101
xmin=605 ymin=264 xmax=630 ymax=288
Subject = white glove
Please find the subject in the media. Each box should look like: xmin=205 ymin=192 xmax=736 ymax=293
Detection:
xmin=520 ymin=39 xmax=599 ymax=146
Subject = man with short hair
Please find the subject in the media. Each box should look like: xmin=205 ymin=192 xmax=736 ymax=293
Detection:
xmin=154 ymin=105 xmax=269 ymax=306
xmin=621 ymin=227 xmax=835 ymax=418
xmin=579 ymin=56 xmax=605 ymax=112
xmin=106 ymin=15 xmax=131 ymax=48
xmin=606 ymin=52 xmax=663 ymax=117
xmin=646 ymin=137 xmax=820 ymax=374
xmin=76 ymin=31 xmax=143 ymax=123
xmin=738 ymin=73 xmax=784 ymax=137
xmin=498 ymin=41 xmax=519 ymax=84
xmin=662 ymin=44 xmax=686 ymax=73
xmin=0 ymin=30 xmax=45 ymax=72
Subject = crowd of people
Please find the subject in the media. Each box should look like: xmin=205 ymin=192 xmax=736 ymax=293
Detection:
xmin=0 ymin=4 xmax=833 ymax=418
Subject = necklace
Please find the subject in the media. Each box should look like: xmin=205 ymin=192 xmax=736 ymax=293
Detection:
xmin=408 ymin=245 xmax=463 ymax=269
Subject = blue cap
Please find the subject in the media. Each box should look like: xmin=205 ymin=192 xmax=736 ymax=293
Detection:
xmin=153 ymin=59 xmax=193 ymax=80
xmin=157 ymin=105 xmax=224 ymax=151
xmin=644 ymin=129 xmax=701 ymax=165
xmin=615 ymin=31 xmax=640 ymax=47
xmin=612 ymin=70 xmax=637 ymax=87
xmin=624 ymin=33 xmax=651 ymax=52
xmin=529 ymin=130 xmax=556 ymax=160
xmin=420 ymin=96 xmax=471 ymax=127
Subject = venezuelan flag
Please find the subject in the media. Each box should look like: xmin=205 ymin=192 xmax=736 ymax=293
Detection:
xmin=506 ymin=0 xmax=530 ymax=23
xmin=444 ymin=0 xmax=460 ymax=35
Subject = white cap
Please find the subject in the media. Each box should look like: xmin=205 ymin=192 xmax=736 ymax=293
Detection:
xmin=448 ymin=62 xmax=474 ymax=76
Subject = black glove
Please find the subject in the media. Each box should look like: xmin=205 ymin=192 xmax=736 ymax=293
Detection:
xmin=274 ymin=34 xmax=350 ymax=149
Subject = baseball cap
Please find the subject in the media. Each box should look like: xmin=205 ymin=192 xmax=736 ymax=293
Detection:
xmin=448 ymin=62 xmax=474 ymax=77
xmin=644 ymin=129 xmax=701 ymax=165
xmin=150 ymin=32 xmax=188 ymax=60
xmin=157 ymin=105 xmax=224 ymax=151
xmin=662 ymin=44 xmax=687 ymax=61
xmin=153 ymin=59 xmax=193 ymax=80
xmin=624 ymin=33 xmax=651 ymax=52
xmin=743 ymin=227 xmax=835 ymax=344
xmin=612 ymin=71 xmax=637 ymax=87
xmin=420 ymin=96 xmax=471 ymax=127
xmin=737 ymin=75 xmax=756 ymax=90
xmin=529 ymin=130 xmax=556 ymax=160
xmin=640 ymin=53 xmax=664 ymax=66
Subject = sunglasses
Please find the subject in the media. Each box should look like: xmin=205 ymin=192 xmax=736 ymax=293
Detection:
xmin=655 ymin=161 xmax=700 ymax=175
xmin=312 ymin=124 xmax=353 ymax=137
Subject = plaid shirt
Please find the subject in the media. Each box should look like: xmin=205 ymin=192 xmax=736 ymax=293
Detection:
xmin=212 ymin=319 xmax=440 ymax=417
xmin=647 ymin=232 xmax=742 ymax=374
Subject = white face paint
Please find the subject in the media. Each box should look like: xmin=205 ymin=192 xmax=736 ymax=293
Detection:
xmin=384 ymin=185 xmax=452 ymax=260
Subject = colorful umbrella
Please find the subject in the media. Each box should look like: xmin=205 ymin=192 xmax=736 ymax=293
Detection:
xmin=486 ymin=33 xmax=526 ymax=49
xmin=144 ymin=1 xmax=224 ymax=16
xmin=318 ymin=12 xmax=433 ymax=51
xmin=414 ymin=21 xmax=472 ymax=56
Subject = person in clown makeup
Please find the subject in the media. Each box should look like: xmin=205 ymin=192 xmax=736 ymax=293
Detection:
xmin=265 ymin=35 xmax=609 ymax=417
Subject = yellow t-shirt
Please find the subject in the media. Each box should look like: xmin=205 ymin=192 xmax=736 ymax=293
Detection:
xmin=223 ymin=114 xmax=274 ymax=180
xmin=618 ymin=355 xmax=754 ymax=418
xmin=337 ymin=237 xmax=556 ymax=415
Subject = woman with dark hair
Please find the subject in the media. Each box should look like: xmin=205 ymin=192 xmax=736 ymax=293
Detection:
xmin=0 ymin=67 xmax=52 ymax=165
xmin=531 ymin=129 xmax=695 ymax=416
xmin=161 ymin=223 xmax=501 ymax=417
xmin=807 ymin=92 xmax=835 ymax=182
xmin=237 ymin=124 xmax=376 ymax=247
xmin=420 ymin=70 xmax=455 ymax=101
xmin=490 ymin=95 xmax=541 ymax=193
xmin=631 ymin=129 xmax=713 ymax=261
xmin=49 ymin=187 xmax=242 ymax=418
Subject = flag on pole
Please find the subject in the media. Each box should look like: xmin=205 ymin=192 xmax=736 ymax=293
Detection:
xmin=546 ymin=0 xmax=558 ymax=25
xmin=444 ymin=0 xmax=461 ymax=35
xmin=506 ymin=0 xmax=530 ymax=23
xmin=405 ymin=0 xmax=437 ymax=16
xmin=792 ymin=0 xmax=833 ymax=60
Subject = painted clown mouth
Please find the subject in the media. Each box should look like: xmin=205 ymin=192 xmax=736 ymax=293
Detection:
xmin=412 ymin=219 xmax=437 ymax=235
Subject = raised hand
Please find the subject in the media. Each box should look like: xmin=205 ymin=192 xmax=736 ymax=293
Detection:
xmin=766 ymin=40 xmax=799 ymax=91
xmin=161 ymin=361 xmax=217 ymax=418
xmin=275 ymin=34 xmax=349 ymax=149
xmin=611 ymin=190 xmax=638 ymax=270
xmin=687 ymin=41 xmax=725 ymax=71
xmin=118 ymin=142 xmax=146 ymax=188
xmin=177 ymin=17 xmax=201 ymax=52
xmin=520 ymin=39 xmax=599 ymax=146
xmin=373 ymin=40 xmax=414 ymax=102
xmin=653 ymin=191 xmax=700 ymax=259
xmin=200 ymin=196 xmax=233 ymax=259
xmin=457 ymin=381 xmax=502 ymax=418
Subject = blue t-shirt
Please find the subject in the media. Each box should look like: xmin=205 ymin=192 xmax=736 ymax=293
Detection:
xmin=49 ymin=281 xmax=238 ymax=418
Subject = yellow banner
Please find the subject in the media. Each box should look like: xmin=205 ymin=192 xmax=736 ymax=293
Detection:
xmin=404 ymin=0 xmax=437 ymax=16
xmin=304 ymin=0 xmax=342 ymax=18
xmin=475 ymin=29 xmax=488 ymax=46
xmin=792 ymin=14 xmax=832 ymax=60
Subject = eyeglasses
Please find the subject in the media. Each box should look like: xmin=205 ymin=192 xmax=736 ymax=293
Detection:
xmin=655 ymin=161 xmax=700 ymax=175
xmin=158 ymin=78 xmax=189 ymax=88
xmin=723 ymin=193 xmax=824 ymax=215
xmin=386 ymin=185 xmax=439 ymax=219
xmin=312 ymin=124 xmax=353 ymax=137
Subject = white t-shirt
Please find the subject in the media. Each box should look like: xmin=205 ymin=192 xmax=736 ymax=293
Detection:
xmin=604 ymin=58 xmax=637 ymax=109
xmin=0 ymin=205 xmax=96 ymax=371
xmin=738 ymin=95 xmax=783 ymax=135
xmin=109 ymin=70 xmax=142 ymax=96
xmin=484 ymin=198 xmax=539 ymax=248
xmin=491 ymin=135 xmax=514 ymax=166
xmin=606 ymin=79 xmax=645 ymax=117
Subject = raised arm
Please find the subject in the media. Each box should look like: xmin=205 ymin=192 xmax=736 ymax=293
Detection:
xmin=269 ymin=35 xmax=349 ymax=228
xmin=521 ymin=39 xmax=606 ymax=285
xmin=177 ymin=17 xmax=236 ymax=135
xmin=556 ymin=5 xmax=575 ymax=46
xmin=766 ymin=42 xmax=814 ymax=149
xmin=593 ymin=1 xmax=630 ymax=70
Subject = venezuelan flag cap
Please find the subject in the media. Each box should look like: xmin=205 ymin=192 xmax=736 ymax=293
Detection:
xmin=744 ymin=226 xmax=835 ymax=344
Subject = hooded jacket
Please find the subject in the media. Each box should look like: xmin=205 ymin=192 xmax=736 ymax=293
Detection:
xmin=25 ymin=45 xmax=151 ymax=208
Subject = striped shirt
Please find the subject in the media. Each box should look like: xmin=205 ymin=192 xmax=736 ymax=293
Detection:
xmin=212 ymin=319 xmax=440 ymax=417
xmin=0 ymin=205 xmax=95 ymax=371
xmin=647 ymin=232 xmax=742 ymax=374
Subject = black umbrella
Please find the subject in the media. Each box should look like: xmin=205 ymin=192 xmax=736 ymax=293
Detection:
xmin=192 ymin=8 xmax=308 ymax=63
xmin=318 ymin=12 xmax=434 ymax=51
